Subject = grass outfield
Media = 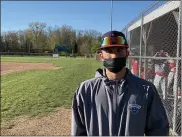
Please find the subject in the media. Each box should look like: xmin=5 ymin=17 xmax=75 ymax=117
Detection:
xmin=1 ymin=56 xmax=102 ymax=122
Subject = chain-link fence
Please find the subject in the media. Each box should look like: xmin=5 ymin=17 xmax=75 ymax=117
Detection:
xmin=122 ymin=1 xmax=182 ymax=135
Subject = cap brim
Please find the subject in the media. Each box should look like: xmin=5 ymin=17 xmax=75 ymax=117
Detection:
xmin=99 ymin=44 xmax=128 ymax=49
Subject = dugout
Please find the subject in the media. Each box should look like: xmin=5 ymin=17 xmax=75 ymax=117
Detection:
xmin=127 ymin=1 xmax=181 ymax=57
xmin=125 ymin=1 xmax=181 ymax=135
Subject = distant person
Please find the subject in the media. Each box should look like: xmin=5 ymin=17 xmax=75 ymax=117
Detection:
xmin=131 ymin=57 xmax=139 ymax=76
xmin=130 ymin=51 xmax=139 ymax=76
xmin=71 ymin=31 xmax=169 ymax=136
xmin=141 ymin=67 xmax=155 ymax=82
xmin=141 ymin=59 xmax=155 ymax=82
xmin=153 ymin=50 xmax=170 ymax=100
xmin=167 ymin=59 xmax=181 ymax=98
xmin=167 ymin=59 xmax=176 ymax=95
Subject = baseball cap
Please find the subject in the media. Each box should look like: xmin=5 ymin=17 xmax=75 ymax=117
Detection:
xmin=99 ymin=30 xmax=128 ymax=49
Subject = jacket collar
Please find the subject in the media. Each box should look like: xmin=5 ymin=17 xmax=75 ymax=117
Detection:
xmin=99 ymin=68 xmax=133 ymax=86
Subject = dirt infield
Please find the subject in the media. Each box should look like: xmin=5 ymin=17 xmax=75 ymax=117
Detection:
xmin=1 ymin=62 xmax=71 ymax=135
xmin=1 ymin=62 xmax=61 ymax=75
xmin=1 ymin=108 xmax=71 ymax=136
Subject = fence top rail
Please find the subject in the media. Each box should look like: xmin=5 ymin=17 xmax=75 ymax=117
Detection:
xmin=122 ymin=1 xmax=180 ymax=32
xmin=128 ymin=56 xmax=182 ymax=60
xmin=122 ymin=0 xmax=161 ymax=31
xmin=127 ymin=1 xmax=180 ymax=32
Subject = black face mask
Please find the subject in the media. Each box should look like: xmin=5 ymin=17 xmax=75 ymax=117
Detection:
xmin=103 ymin=57 xmax=126 ymax=73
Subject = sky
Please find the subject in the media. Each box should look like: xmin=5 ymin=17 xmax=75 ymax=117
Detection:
xmin=2 ymin=1 xmax=159 ymax=34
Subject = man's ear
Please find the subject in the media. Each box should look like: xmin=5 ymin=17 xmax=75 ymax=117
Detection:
xmin=99 ymin=53 xmax=104 ymax=61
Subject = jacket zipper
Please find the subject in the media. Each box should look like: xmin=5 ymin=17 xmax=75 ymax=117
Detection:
xmin=115 ymin=82 xmax=118 ymax=135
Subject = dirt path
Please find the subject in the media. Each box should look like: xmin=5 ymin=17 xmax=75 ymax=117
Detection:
xmin=1 ymin=108 xmax=72 ymax=136
xmin=1 ymin=62 xmax=61 ymax=75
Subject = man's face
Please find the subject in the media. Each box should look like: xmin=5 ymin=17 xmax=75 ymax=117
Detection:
xmin=99 ymin=47 xmax=128 ymax=61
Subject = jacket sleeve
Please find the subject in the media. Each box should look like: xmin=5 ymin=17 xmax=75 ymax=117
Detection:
xmin=71 ymin=86 xmax=87 ymax=136
xmin=145 ymin=84 xmax=170 ymax=136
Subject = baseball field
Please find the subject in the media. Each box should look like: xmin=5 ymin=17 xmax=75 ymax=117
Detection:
xmin=1 ymin=56 xmax=101 ymax=135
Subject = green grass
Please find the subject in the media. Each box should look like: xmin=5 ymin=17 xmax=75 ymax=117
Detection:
xmin=1 ymin=56 xmax=102 ymax=122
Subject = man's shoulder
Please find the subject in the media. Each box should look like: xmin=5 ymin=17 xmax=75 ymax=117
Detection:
xmin=129 ymin=73 xmax=155 ymax=88
xmin=81 ymin=77 xmax=102 ymax=87
xmin=75 ymin=77 xmax=102 ymax=94
xmin=128 ymin=74 xmax=158 ymax=99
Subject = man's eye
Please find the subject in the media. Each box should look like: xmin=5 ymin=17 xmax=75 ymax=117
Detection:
xmin=106 ymin=49 xmax=112 ymax=53
xmin=117 ymin=49 xmax=122 ymax=52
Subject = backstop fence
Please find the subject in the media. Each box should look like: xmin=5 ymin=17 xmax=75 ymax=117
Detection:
xmin=122 ymin=1 xmax=181 ymax=135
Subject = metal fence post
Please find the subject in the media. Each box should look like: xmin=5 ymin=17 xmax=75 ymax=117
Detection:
xmin=180 ymin=0 xmax=182 ymax=135
xmin=128 ymin=31 xmax=132 ymax=70
xmin=139 ymin=14 xmax=144 ymax=77
xmin=125 ymin=29 xmax=129 ymax=68
xmin=143 ymin=28 xmax=147 ymax=80
xmin=173 ymin=1 xmax=181 ymax=132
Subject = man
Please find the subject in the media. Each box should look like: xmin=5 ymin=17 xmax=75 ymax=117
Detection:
xmin=141 ymin=68 xmax=155 ymax=82
xmin=153 ymin=50 xmax=170 ymax=100
xmin=130 ymin=50 xmax=139 ymax=76
xmin=131 ymin=57 xmax=139 ymax=76
xmin=167 ymin=59 xmax=176 ymax=95
xmin=71 ymin=31 xmax=169 ymax=136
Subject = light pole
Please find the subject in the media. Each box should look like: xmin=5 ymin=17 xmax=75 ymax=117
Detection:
xmin=110 ymin=0 xmax=113 ymax=32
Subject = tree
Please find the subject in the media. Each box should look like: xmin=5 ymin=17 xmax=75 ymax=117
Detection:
xmin=91 ymin=44 xmax=100 ymax=54
xmin=0 ymin=32 xmax=6 ymax=52
xmin=59 ymin=25 xmax=77 ymax=52
xmin=28 ymin=22 xmax=47 ymax=52
xmin=46 ymin=26 xmax=57 ymax=52
xmin=1 ymin=22 xmax=102 ymax=54
xmin=4 ymin=31 xmax=21 ymax=52
xmin=76 ymin=29 xmax=102 ymax=55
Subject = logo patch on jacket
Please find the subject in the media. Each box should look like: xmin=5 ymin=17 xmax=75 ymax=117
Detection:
xmin=129 ymin=104 xmax=141 ymax=114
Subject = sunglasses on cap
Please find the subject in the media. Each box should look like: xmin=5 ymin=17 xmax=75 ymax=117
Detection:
xmin=100 ymin=36 xmax=128 ymax=49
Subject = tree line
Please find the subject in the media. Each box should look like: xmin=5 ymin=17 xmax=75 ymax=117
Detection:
xmin=0 ymin=22 xmax=103 ymax=56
